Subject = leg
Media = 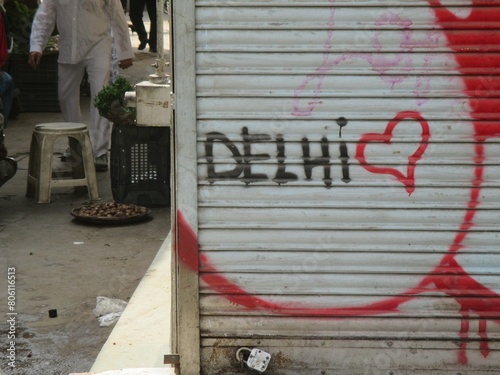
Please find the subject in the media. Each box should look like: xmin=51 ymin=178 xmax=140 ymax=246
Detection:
xmin=58 ymin=62 xmax=86 ymax=123
xmin=0 ymin=71 xmax=14 ymax=127
xmin=36 ymin=135 xmax=56 ymax=203
xmin=86 ymin=44 xmax=112 ymax=158
xmin=145 ymin=0 xmax=157 ymax=51
xmin=129 ymin=0 xmax=148 ymax=48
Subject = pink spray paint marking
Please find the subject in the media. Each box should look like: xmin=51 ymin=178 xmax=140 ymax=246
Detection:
xmin=292 ymin=4 xmax=441 ymax=116
xmin=292 ymin=0 xmax=339 ymax=117
xmin=177 ymin=0 xmax=500 ymax=366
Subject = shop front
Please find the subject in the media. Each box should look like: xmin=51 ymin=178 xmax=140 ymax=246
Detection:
xmin=171 ymin=1 xmax=500 ymax=373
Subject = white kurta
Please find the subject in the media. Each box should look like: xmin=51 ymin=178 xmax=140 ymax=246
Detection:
xmin=30 ymin=0 xmax=134 ymax=157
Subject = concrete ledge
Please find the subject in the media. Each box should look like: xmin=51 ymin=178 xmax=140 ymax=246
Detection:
xmin=71 ymin=369 xmax=169 ymax=375
xmin=90 ymin=232 xmax=174 ymax=374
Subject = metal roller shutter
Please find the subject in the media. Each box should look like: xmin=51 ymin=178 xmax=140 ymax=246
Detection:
xmin=172 ymin=0 xmax=500 ymax=373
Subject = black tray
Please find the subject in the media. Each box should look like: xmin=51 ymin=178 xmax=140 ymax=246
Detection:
xmin=71 ymin=203 xmax=150 ymax=225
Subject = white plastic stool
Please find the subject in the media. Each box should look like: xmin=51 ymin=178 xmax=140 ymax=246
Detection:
xmin=26 ymin=122 xmax=99 ymax=203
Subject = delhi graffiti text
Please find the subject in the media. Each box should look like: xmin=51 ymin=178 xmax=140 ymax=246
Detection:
xmin=205 ymin=125 xmax=351 ymax=187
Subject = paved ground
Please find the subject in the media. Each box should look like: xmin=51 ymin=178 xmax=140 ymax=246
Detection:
xmin=0 ymin=18 xmax=171 ymax=375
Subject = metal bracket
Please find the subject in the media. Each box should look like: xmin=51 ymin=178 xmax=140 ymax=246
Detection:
xmin=164 ymin=354 xmax=180 ymax=373
xmin=170 ymin=92 xmax=176 ymax=110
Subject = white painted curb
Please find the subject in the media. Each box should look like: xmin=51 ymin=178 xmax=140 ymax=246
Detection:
xmin=89 ymin=232 xmax=174 ymax=374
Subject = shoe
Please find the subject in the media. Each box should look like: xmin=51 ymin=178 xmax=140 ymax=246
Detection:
xmin=149 ymin=47 xmax=157 ymax=53
xmin=138 ymin=39 xmax=148 ymax=50
xmin=0 ymin=157 xmax=17 ymax=188
xmin=0 ymin=143 xmax=7 ymax=159
xmin=95 ymin=154 xmax=108 ymax=172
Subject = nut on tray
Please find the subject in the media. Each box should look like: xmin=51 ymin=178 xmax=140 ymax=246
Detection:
xmin=71 ymin=202 xmax=150 ymax=224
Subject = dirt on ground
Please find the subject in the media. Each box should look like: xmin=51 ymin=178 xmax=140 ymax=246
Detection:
xmin=0 ymin=45 xmax=171 ymax=375
xmin=0 ymin=197 xmax=169 ymax=375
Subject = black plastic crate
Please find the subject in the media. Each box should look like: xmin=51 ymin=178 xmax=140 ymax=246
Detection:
xmin=16 ymin=82 xmax=61 ymax=112
xmin=8 ymin=53 xmax=58 ymax=84
xmin=111 ymin=124 xmax=171 ymax=207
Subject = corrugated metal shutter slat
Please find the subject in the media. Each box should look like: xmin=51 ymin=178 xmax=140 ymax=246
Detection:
xmin=185 ymin=0 xmax=500 ymax=373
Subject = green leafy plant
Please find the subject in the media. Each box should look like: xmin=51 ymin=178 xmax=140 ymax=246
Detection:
xmin=94 ymin=76 xmax=136 ymax=125
xmin=5 ymin=0 xmax=58 ymax=55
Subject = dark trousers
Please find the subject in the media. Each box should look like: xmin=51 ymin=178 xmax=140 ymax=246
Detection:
xmin=129 ymin=0 xmax=157 ymax=50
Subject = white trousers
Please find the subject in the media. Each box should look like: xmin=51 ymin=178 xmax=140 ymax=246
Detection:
xmin=58 ymin=41 xmax=112 ymax=158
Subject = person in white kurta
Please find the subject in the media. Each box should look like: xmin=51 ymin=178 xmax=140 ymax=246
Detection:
xmin=28 ymin=0 xmax=134 ymax=171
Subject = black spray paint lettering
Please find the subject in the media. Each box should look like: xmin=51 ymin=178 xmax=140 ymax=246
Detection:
xmin=274 ymin=134 xmax=299 ymax=185
xmin=301 ymin=136 xmax=332 ymax=187
xmin=205 ymin=122 xmax=351 ymax=186
xmin=205 ymin=132 xmax=244 ymax=179
xmin=242 ymin=126 xmax=272 ymax=183
xmin=337 ymin=117 xmax=351 ymax=183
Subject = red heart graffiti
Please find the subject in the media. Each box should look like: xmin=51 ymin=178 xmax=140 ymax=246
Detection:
xmin=355 ymin=111 xmax=430 ymax=196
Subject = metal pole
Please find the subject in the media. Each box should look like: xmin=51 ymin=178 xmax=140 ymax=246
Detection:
xmin=150 ymin=0 xmax=168 ymax=83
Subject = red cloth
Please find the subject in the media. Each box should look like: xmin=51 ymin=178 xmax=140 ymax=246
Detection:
xmin=0 ymin=13 xmax=7 ymax=68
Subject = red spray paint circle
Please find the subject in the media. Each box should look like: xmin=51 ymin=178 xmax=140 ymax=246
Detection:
xmin=177 ymin=1 xmax=500 ymax=364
